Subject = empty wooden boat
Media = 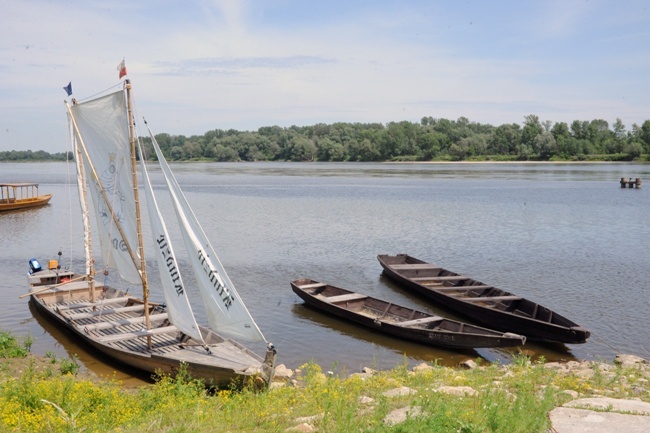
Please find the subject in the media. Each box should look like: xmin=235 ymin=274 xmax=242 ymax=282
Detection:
xmin=291 ymin=279 xmax=526 ymax=349
xmin=377 ymin=254 xmax=590 ymax=344
xmin=0 ymin=183 xmax=52 ymax=211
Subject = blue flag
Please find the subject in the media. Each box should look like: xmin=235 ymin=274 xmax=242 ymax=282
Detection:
xmin=63 ymin=82 xmax=72 ymax=96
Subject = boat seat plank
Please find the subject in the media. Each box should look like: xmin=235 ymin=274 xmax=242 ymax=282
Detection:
xmin=296 ymin=282 xmax=327 ymax=290
xmin=420 ymin=275 xmax=468 ymax=281
xmin=322 ymin=293 xmax=367 ymax=303
xmin=96 ymin=325 xmax=178 ymax=343
xmin=461 ymin=295 xmax=522 ymax=303
xmin=81 ymin=313 xmax=169 ymax=332
xmin=56 ymin=296 xmax=132 ymax=311
xmin=64 ymin=304 xmax=145 ymax=320
xmin=434 ymin=285 xmax=492 ymax=291
xmin=399 ymin=316 xmax=443 ymax=326
xmin=390 ymin=264 xmax=441 ymax=270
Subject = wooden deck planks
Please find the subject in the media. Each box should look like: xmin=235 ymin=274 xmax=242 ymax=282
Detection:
xmin=56 ymin=296 xmax=132 ymax=311
xmin=97 ymin=326 xmax=178 ymax=343
xmin=65 ymin=304 xmax=145 ymax=320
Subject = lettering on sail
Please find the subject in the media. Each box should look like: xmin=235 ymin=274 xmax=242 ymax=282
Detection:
xmin=198 ymin=249 xmax=233 ymax=309
xmin=156 ymin=235 xmax=184 ymax=296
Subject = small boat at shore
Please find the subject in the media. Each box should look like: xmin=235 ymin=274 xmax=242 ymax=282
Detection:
xmin=291 ymin=278 xmax=526 ymax=349
xmin=0 ymin=183 xmax=52 ymax=211
xmin=377 ymin=254 xmax=590 ymax=344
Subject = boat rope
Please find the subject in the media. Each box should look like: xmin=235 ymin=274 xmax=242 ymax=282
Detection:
xmin=591 ymin=333 xmax=623 ymax=355
xmin=74 ymin=82 xmax=123 ymax=104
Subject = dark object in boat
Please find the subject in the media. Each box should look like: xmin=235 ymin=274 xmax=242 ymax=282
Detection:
xmin=377 ymin=254 xmax=590 ymax=344
xmin=291 ymin=278 xmax=526 ymax=349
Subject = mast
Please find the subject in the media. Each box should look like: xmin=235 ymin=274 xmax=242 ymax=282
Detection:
xmin=125 ymin=80 xmax=152 ymax=347
xmin=69 ymin=107 xmax=96 ymax=302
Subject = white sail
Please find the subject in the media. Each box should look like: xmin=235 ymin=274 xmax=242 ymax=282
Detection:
xmin=69 ymin=119 xmax=92 ymax=278
xmin=139 ymin=148 xmax=205 ymax=343
xmin=148 ymin=129 xmax=266 ymax=342
xmin=69 ymin=91 xmax=141 ymax=284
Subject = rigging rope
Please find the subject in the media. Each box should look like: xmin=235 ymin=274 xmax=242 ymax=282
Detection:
xmin=74 ymin=82 xmax=123 ymax=104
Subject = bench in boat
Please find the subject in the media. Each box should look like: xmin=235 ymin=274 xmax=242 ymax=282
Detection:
xmin=64 ymin=304 xmax=146 ymax=320
xmin=295 ymin=282 xmax=327 ymax=290
xmin=389 ymin=264 xmax=441 ymax=270
xmin=399 ymin=316 xmax=443 ymax=326
xmin=81 ymin=313 xmax=169 ymax=332
xmin=322 ymin=293 xmax=368 ymax=303
xmin=96 ymin=325 xmax=178 ymax=343
xmin=460 ymin=295 xmax=522 ymax=303
xmin=56 ymin=296 xmax=133 ymax=311
xmin=432 ymin=285 xmax=492 ymax=291
xmin=412 ymin=275 xmax=468 ymax=281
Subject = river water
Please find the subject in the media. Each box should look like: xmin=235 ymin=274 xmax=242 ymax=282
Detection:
xmin=1 ymin=161 xmax=648 ymax=384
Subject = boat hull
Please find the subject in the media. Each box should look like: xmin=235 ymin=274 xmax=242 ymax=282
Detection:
xmin=0 ymin=194 xmax=52 ymax=211
xmin=378 ymin=254 xmax=590 ymax=344
xmin=291 ymin=279 xmax=525 ymax=349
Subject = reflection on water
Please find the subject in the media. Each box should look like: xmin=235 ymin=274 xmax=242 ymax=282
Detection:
xmin=27 ymin=301 xmax=151 ymax=386
xmin=1 ymin=162 xmax=648 ymax=381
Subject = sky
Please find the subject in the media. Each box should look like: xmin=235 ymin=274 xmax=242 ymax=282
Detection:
xmin=1 ymin=0 xmax=649 ymax=153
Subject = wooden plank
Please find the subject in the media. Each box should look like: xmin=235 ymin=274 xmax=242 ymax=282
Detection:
xmin=65 ymin=304 xmax=145 ymax=320
xmin=412 ymin=275 xmax=468 ymax=281
xmin=390 ymin=264 xmax=441 ymax=270
xmin=56 ymin=296 xmax=132 ymax=311
xmin=81 ymin=313 xmax=169 ymax=332
xmin=399 ymin=316 xmax=443 ymax=326
xmin=433 ymin=285 xmax=492 ymax=291
xmin=323 ymin=293 xmax=367 ymax=303
xmin=296 ymin=282 xmax=327 ymax=290
xmin=461 ymin=295 xmax=522 ymax=303
xmin=96 ymin=325 xmax=178 ymax=343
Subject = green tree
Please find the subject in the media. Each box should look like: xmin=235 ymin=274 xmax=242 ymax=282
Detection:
xmin=533 ymin=131 xmax=557 ymax=159
xmin=489 ymin=124 xmax=521 ymax=155
xmin=521 ymin=115 xmax=543 ymax=150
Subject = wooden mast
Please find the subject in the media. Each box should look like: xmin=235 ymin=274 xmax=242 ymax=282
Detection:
xmin=125 ymin=80 xmax=152 ymax=348
xmin=69 ymin=109 xmax=96 ymax=302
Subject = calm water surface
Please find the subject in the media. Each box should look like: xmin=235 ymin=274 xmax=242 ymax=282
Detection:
xmin=1 ymin=162 xmax=648 ymax=383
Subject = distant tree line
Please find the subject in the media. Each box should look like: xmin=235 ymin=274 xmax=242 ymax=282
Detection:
xmin=141 ymin=115 xmax=650 ymax=162
xmin=0 ymin=150 xmax=73 ymax=162
xmin=4 ymin=115 xmax=650 ymax=162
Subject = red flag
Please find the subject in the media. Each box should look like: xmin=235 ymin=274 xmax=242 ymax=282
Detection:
xmin=117 ymin=59 xmax=127 ymax=79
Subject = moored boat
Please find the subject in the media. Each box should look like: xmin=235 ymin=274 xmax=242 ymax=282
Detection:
xmin=0 ymin=183 xmax=52 ymax=211
xmin=377 ymin=254 xmax=590 ymax=344
xmin=25 ymin=73 xmax=276 ymax=387
xmin=291 ymin=278 xmax=526 ymax=349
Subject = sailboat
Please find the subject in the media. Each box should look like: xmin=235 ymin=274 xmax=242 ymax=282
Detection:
xmin=26 ymin=78 xmax=276 ymax=387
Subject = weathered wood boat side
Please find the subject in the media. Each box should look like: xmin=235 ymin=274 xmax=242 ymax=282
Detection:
xmin=291 ymin=278 xmax=526 ymax=349
xmin=377 ymin=254 xmax=590 ymax=344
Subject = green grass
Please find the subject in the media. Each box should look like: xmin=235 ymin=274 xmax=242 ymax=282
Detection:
xmin=1 ymin=331 xmax=648 ymax=432
xmin=0 ymin=331 xmax=32 ymax=358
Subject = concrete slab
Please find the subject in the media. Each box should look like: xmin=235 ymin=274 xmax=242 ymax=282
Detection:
xmin=549 ymin=398 xmax=650 ymax=433
xmin=563 ymin=397 xmax=650 ymax=415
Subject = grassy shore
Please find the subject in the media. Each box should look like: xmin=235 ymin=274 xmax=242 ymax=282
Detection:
xmin=1 ymin=330 xmax=648 ymax=432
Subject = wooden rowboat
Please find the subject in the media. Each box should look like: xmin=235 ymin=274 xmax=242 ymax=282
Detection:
xmin=377 ymin=254 xmax=590 ymax=344
xmin=0 ymin=183 xmax=52 ymax=211
xmin=291 ymin=278 xmax=526 ymax=349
